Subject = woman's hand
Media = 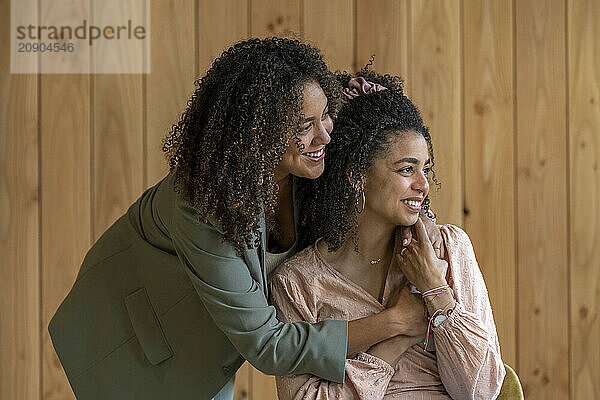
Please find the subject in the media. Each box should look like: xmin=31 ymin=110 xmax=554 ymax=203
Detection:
xmin=396 ymin=217 xmax=448 ymax=293
xmin=386 ymin=284 xmax=428 ymax=336
xmin=366 ymin=333 xmax=424 ymax=367
xmin=397 ymin=211 xmax=444 ymax=258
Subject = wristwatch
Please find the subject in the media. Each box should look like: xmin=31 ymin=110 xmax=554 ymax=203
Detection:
xmin=432 ymin=308 xmax=453 ymax=328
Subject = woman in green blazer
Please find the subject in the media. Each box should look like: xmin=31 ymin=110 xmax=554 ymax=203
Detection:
xmin=49 ymin=38 xmax=441 ymax=400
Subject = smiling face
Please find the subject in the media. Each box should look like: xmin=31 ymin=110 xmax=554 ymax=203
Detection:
xmin=275 ymin=80 xmax=333 ymax=182
xmin=362 ymin=130 xmax=431 ymax=227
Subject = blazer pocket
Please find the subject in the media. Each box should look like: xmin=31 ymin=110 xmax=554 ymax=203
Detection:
xmin=124 ymin=287 xmax=174 ymax=365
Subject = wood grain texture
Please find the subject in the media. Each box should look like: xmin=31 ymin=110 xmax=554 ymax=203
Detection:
xmin=355 ymin=0 xmax=409 ymax=79
xmin=197 ymin=0 xmax=248 ymax=77
xmin=303 ymin=0 xmax=353 ymax=72
xmin=251 ymin=370 xmax=278 ymax=400
xmin=568 ymin=0 xmax=600 ymax=399
xmin=92 ymin=72 xmax=144 ymax=237
xmin=251 ymin=0 xmax=301 ymax=39
xmin=39 ymin=0 xmax=91 ymax=397
xmin=463 ymin=0 xmax=516 ymax=368
xmin=91 ymin=1 xmax=144 ymax=237
xmin=0 ymin=0 xmax=40 ymax=397
xmin=40 ymin=72 xmax=90 ymax=400
xmin=37 ymin=0 xmax=91 ymax=74
xmin=409 ymin=0 xmax=462 ymax=226
xmin=234 ymin=361 xmax=252 ymax=400
xmin=515 ymin=0 xmax=569 ymax=398
xmin=2 ymin=2 xmax=598 ymax=399
xmin=146 ymin=0 xmax=195 ymax=187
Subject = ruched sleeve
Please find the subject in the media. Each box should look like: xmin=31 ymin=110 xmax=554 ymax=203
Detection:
xmin=270 ymin=274 xmax=394 ymax=400
xmin=432 ymin=225 xmax=506 ymax=400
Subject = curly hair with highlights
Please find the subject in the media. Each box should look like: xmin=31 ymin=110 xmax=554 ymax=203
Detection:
xmin=162 ymin=37 xmax=342 ymax=255
xmin=297 ymin=71 xmax=440 ymax=252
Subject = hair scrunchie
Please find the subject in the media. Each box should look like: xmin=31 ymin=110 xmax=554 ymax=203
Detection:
xmin=342 ymin=76 xmax=387 ymax=102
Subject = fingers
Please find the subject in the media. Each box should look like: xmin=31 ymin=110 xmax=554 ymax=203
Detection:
xmin=439 ymin=259 xmax=449 ymax=280
xmin=400 ymin=247 xmax=408 ymax=259
xmin=403 ymin=217 xmax=438 ymax=264
xmin=432 ymin=237 xmax=443 ymax=258
xmin=413 ymin=217 xmax=430 ymax=244
xmin=395 ymin=226 xmax=412 ymax=264
xmin=430 ymin=234 xmax=441 ymax=257
xmin=420 ymin=213 xmax=445 ymax=259
xmin=398 ymin=226 xmax=412 ymax=247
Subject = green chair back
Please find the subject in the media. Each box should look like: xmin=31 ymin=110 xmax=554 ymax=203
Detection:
xmin=497 ymin=363 xmax=524 ymax=399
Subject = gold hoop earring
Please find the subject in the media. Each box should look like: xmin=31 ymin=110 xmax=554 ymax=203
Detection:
xmin=355 ymin=190 xmax=366 ymax=214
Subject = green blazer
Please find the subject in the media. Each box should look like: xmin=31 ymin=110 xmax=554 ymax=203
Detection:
xmin=49 ymin=172 xmax=348 ymax=399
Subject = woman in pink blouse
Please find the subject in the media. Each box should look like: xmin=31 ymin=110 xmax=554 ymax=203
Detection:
xmin=269 ymin=72 xmax=506 ymax=399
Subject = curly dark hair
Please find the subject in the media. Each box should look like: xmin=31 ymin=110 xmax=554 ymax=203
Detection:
xmin=297 ymin=71 xmax=439 ymax=252
xmin=162 ymin=37 xmax=342 ymax=255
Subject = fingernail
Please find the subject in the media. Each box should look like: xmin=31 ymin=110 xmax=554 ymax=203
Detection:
xmin=403 ymin=238 xmax=409 ymax=246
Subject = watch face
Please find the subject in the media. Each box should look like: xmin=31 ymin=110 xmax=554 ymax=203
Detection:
xmin=433 ymin=314 xmax=447 ymax=327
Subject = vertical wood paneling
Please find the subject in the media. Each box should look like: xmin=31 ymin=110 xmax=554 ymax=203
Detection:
xmin=2 ymin=3 xmax=599 ymax=399
xmin=355 ymin=0 xmax=409 ymax=78
xmin=40 ymin=77 xmax=90 ymax=400
xmin=91 ymin=1 xmax=145 ymax=237
xmin=303 ymin=0 xmax=353 ymax=72
xmin=40 ymin=73 xmax=89 ymax=400
xmin=409 ymin=0 xmax=462 ymax=225
xmin=568 ymin=1 xmax=600 ymax=399
xmin=463 ymin=0 xmax=516 ymax=367
xmin=39 ymin=1 xmax=91 ymax=397
xmin=234 ymin=362 xmax=252 ymax=400
xmin=251 ymin=0 xmax=301 ymax=39
xmin=516 ymin=0 xmax=569 ymax=398
xmin=92 ymin=71 xmax=144 ymax=236
xmin=251 ymin=369 xmax=277 ymax=400
xmin=0 ymin=0 xmax=39 ymax=398
xmin=197 ymin=0 xmax=248 ymax=77
xmin=146 ymin=0 xmax=195 ymax=187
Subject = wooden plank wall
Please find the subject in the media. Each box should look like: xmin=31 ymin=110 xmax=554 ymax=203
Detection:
xmin=1 ymin=0 xmax=598 ymax=399
xmin=1 ymin=0 xmax=39 ymax=398
xmin=515 ymin=1 xmax=569 ymax=398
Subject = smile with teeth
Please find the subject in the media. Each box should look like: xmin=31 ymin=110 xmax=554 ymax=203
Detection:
xmin=304 ymin=148 xmax=325 ymax=160
xmin=402 ymin=199 xmax=422 ymax=209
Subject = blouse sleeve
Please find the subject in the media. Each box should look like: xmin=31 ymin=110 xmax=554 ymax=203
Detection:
xmin=170 ymin=195 xmax=348 ymax=383
xmin=270 ymin=274 xmax=395 ymax=400
xmin=431 ymin=225 xmax=506 ymax=400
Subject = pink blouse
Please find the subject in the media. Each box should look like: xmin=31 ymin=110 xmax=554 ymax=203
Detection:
xmin=269 ymin=225 xmax=506 ymax=400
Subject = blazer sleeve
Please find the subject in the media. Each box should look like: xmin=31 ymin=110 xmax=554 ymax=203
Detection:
xmin=170 ymin=196 xmax=348 ymax=383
